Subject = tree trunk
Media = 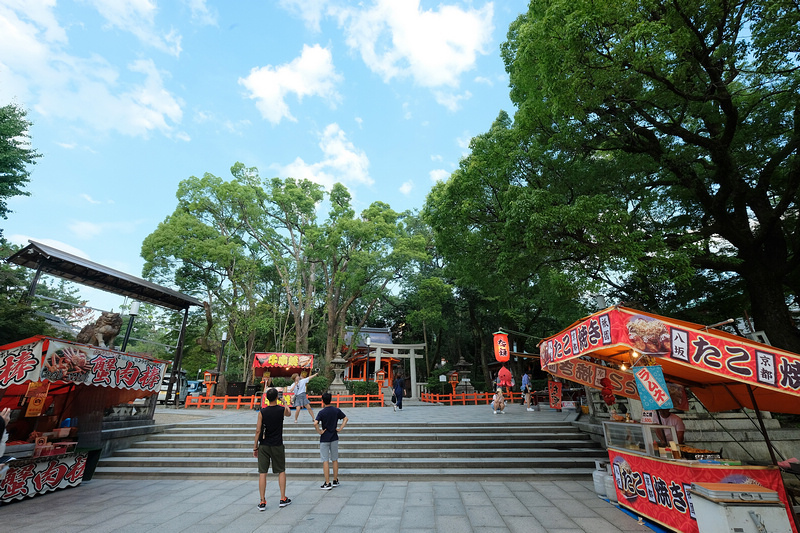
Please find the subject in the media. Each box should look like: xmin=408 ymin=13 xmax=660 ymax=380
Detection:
xmin=742 ymin=266 xmax=800 ymax=353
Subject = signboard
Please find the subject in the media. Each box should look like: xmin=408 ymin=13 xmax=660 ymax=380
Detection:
xmin=633 ymin=366 xmax=673 ymax=410
xmin=539 ymin=308 xmax=800 ymax=402
xmin=253 ymin=353 xmax=313 ymax=375
xmin=0 ymin=337 xmax=167 ymax=393
xmin=0 ymin=452 xmax=88 ymax=502
xmin=547 ymin=358 xmax=640 ymax=400
xmin=548 ymin=380 xmax=562 ymax=409
xmin=608 ymin=448 xmax=797 ymax=533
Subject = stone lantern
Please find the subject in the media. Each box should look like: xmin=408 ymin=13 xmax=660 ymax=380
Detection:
xmin=454 ymin=355 xmax=474 ymax=393
xmin=328 ymin=351 xmax=348 ymax=394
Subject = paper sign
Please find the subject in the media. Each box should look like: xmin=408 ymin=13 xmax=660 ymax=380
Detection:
xmin=634 ymin=366 xmax=673 ymax=410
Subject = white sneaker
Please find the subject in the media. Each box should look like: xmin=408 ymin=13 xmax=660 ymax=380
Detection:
xmin=527 ymin=408 xmax=535 ymax=411
xmin=493 ymin=410 xmax=497 ymax=414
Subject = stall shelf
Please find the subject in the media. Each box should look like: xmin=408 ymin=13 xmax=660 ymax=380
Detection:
xmin=539 ymin=306 xmax=800 ymax=532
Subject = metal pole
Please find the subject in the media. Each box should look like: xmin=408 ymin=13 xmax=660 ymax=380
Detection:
xmin=745 ymin=385 xmax=778 ymax=465
xmin=165 ymin=307 xmax=189 ymax=407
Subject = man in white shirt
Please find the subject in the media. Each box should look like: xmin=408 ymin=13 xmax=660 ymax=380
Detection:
xmin=288 ymin=372 xmax=318 ymax=423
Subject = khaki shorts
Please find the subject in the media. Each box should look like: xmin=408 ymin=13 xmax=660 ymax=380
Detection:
xmin=257 ymin=444 xmax=286 ymax=474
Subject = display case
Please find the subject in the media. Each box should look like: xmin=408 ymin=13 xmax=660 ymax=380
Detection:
xmin=603 ymin=421 xmax=678 ymax=457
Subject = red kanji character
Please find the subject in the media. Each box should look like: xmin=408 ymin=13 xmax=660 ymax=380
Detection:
xmin=0 ymin=350 xmax=39 ymax=386
xmin=116 ymin=361 xmax=141 ymax=388
xmin=32 ymin=460 xmax=68 ymax=491
xmin=0 ymin=463 xmax=35 ymax=499
xmin=64 ymin=455 xmax=87 ymax=484
xmin=138 ymin=364 xmax=162 ymax=391
xmin=90 ymin=354 xmax=118 ymax=385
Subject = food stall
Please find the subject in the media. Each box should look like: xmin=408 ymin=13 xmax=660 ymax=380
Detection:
xmin=0 ymin=335 xmax=168 ymax=502
xmin=538 ymin=306 xmax=800 ymax=533
xmin=252 ymin=352 xmax=314 ymax=407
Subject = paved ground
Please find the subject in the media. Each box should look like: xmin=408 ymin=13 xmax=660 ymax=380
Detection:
xmin=1 ymin=402 xmax=658 ymax=533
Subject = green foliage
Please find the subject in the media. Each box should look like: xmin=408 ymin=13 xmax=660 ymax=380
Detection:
xmin=345 ymin=380 xmax=379 ymax=395
xmin=307 ymin=375 xmax=330 ymax=395
xmin=271 ymin=377 xmax=291 ymax=388
xmin=0 ymin=103 xmax=39 ymax=230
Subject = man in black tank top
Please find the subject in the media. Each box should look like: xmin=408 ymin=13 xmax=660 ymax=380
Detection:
xmin=253 ymin=387 xmax=291 ymax=510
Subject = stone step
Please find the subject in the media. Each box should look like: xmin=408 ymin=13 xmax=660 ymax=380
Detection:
xmin=96 ymin=455 xmax=601 ymax=470
xmin=92 ymin=466 xmax=596 ymax=481
xmin=142 ymin=431 xmax=590 ymax=443
xmin=129 ymin=438 xmax=600 ymax=449
xmin=112 ymin=447 xmax=608 ymax=459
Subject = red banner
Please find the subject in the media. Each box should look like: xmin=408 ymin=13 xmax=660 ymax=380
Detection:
xmin=608 ymin=449 xmax=797 ymax=533
xmin=539 ymin=308 xmax=800 ymax=402
xmin=547 ymin=358 xmax=640 ymax=400
xmin=493 ymin=331 xmax=510 ymax=362
xmin=0 ymin=337 xmax=167 ymax=393
xmin=0 ymin=453 xmax=87 ymax=502
xmin=548 ymin=380 xmax=562 ymax=409
xmin=253 ymin=353 xmax=313 ymax=370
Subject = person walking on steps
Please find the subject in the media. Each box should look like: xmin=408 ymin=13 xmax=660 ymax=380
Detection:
xmin=288 ymin=371 xmax=318 ymax=423
xmin=314 ymin=392 xmax=348 ymax=490
xmin=254 ymin=387 xmax=292 ymax=511
xmin=393 ymin=374 xmax=405 ymax=410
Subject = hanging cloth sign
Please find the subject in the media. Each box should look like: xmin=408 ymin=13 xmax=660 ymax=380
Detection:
xmin=633 ymin=365 xmax=673 ymax=410
xmin=548 ymin=380 xmax=562 ymax=409
xmin=493 ymin=331 xmax=510 ymax=362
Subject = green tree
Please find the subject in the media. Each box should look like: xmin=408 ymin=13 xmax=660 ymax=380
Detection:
xmin=0 ymin=103 xmax=39 ymax=234
xmin=498 ymin=0 xmax=800 ymax=351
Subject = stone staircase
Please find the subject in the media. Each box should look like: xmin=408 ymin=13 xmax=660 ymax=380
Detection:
xmin=94 ymin=416 xmax=606 ymax=481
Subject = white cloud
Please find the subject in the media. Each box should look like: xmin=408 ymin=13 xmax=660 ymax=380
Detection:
xmin=430 ymin=154 xmax=443 ymax=162
xmin=433 ymin=89 xmax=471 ymax=112
xmin=278 ymin=0 xmax=331 ymax=32
xmin=429 ymin=169 xmax=450 ymax=182
xmin=274 ymin=123 xmax=371 ymax=189
xmin=7 ymin=235 xmax=90 ymax=259
xmin=474 ymin=75 xmax=492 ymax=85
xmin=81 ymin=194 xmax=102 ymax=204
xmin=239 ymin=44 xmax=342 ymax=125
xmin=68 ymin=219 xmax=143 ymax=240
xmin=0 ymin=4 xmax=184 ymax=138
xmin=456 ymin=132 xmax=473 ymax=152
xmin=58 ymin=141 xmax=77 ymax=149
xmin=337 ymin=1 xmax=494 ymax=96
xmin=354 ymin=116 xmax=363 ymax=128
xmin=402 ymin=102 xmax=412 ymax=120
xmin=185 ymin=0 xmax=217 ymax=26
xmin=399 ymin=180 xmax=414 ymax=195
xmin=85 ymin=0 xmax=182 ymax=57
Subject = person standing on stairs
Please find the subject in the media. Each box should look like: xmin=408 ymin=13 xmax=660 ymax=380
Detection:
xmin=393 ymin=374 xmax=405 ymax=410
xmin=288 ymin=371 xmax=318 ymax=423
xmin=314 ymin=392 xmax=348 ymax=490
xmin=254 ymin=387 xmax=292 ymax=511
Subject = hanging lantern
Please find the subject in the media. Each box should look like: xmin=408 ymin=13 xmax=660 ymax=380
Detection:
xmin=493 ymin=331 xmax=510 ymax=362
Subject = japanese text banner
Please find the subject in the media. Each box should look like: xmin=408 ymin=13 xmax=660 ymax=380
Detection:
xmin=546 ymin=358 xmax=640 ymax=401
xmin=540 ymin=308 xmax=800 ymax=400
xmin=253 ymin=353 xmax=313 ymax=369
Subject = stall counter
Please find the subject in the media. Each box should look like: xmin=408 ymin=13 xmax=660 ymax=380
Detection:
xmin=1 ymin=451 xmax=88 ymax=502
xmin=608 ymin=447 xmax=797 ymax=533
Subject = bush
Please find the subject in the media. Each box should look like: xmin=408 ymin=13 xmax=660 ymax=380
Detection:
xmin=346 ymin=380 xmax=379 ymax=395
xmin=308 ymin=375 xmax=330 ymax=395
xmin=271 ymin=377 xmax=291 ymax=388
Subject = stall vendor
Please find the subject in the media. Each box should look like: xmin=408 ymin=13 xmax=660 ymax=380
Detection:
xmin=644 ymin=408 xmax=685 ymax=445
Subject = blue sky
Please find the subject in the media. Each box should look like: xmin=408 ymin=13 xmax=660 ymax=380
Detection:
xmin=1 ymin=0 xmax=526 ymax=313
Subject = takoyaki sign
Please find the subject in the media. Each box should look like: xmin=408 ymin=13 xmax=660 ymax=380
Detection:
xmin=0 ymin=336 xmax=167 ymax=392
xmin=539 ymin=307 xmax=800 ymax=400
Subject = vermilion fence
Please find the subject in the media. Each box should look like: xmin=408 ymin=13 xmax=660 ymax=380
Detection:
xmin=184 ymin=393 xmax=385 ymax=409
xmin=418 ymin=390 xmax=548 ymax=406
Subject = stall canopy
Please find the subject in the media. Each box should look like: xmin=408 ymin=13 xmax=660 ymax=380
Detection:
xmin=6 ymin=240 xmax=203 ymax=311
xmin=252 ymin=353 xmax=314 ymax=379
xmin=538 ymin=306 xmax=800 ymax=415
xmin=0 ymin=336 xmax=169 ymax=411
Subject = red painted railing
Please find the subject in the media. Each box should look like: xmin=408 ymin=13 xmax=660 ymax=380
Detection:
xmin=184 ymin=393 xmax=385 ymax=409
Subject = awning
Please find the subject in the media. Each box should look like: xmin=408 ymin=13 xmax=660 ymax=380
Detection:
xmin=0 ymin=336 xmax=169 ymax=410
xmin=6 ymin=240 xmax=203 ymax=311
xmin=538 ymin=306 xmax=800 ymax=414
xmin=252 ymin=353 xmax=314 ymax=378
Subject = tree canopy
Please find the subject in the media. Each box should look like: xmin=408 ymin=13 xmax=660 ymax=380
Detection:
xmin=458 ymin=0 xmax=800 ymax=351
xmin=0 ymin=103 xmax=39 ymax=233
